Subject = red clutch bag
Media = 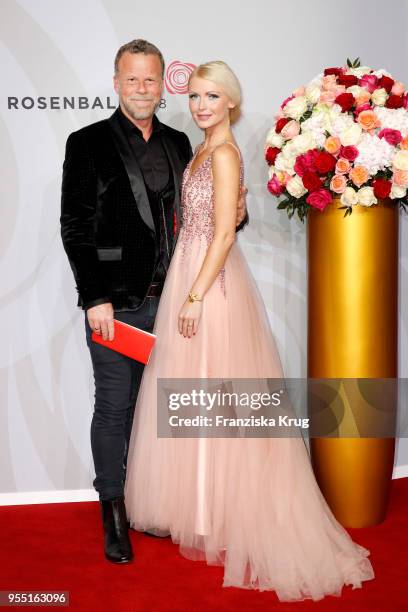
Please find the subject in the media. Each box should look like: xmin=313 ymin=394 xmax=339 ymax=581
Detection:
xmin=91 ymin=319 xmax=156 ymax=364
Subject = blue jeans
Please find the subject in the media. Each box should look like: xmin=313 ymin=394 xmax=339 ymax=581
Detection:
xmin=85 ymin=298 xmax=160 ymax=501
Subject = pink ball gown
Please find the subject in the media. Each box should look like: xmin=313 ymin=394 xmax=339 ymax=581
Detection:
xmin=124 ymin=142 xmax=374 ymax=602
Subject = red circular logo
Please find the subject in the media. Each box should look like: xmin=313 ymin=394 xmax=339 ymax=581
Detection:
xmin=165 ymin=60 xmax=196 ymax=94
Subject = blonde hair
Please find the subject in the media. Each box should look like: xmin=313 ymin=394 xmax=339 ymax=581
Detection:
xmin=188 ymin=60 xmax=242 ymax=124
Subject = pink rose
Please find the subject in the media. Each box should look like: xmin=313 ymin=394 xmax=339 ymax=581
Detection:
xmin=267 ymin=175 xmax=285 ymax=196
xmin=281 ymin=95 xmax=295 ymax=109
xmin=306 ymin=188 xmax=332 ymax=211
xmin=354 ymin=102 xmax=372 ymax=117
xmin=336 ymin=158 xmax=351 ymax=174
xmin=321 ymin=83 xmax=346 ymax=106
xmin=281 ymin=120 xmax=301 ymax=140
xmin=330 ymin=174 xmax=347 ymax=194
xmin=378 ymin=128 xmax=402 ymax=146
xmin=393 ymin=169 xmax=408 ymax=187
xmin=319 ymin=90 xmax=336 ymax=105
xmin=359 ymin=74 xmax=378 ymax=93
xmin=293 ymin=86 xmax=306 ymax=97
xmin=322 ymin=75 xmax=338 ymax=90
xmin=391 ymin=81 xmax=405 ymax=96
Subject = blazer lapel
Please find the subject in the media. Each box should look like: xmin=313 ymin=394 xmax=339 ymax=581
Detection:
xmin=108 ymin=110 xmax=155 ymax=235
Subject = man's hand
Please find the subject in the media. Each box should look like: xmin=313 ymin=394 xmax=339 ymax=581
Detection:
xmin=87 ymin=303 xmax=114 ymax=341
xmin=236 ymin=184 xmax=248 ymax=226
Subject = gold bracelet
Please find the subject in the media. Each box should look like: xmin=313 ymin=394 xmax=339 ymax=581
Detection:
xmin=188 ymin=291 xmax=203 ymax=303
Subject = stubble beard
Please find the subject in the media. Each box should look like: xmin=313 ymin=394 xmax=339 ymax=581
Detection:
xmin=121 ymin=96 xmax=160 ymax=121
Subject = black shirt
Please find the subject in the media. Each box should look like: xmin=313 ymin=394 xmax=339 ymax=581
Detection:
xmin=117 ymin=106 xmax=174 ymax=286
xmin=117 ymin=106 xmax=169 ymax=192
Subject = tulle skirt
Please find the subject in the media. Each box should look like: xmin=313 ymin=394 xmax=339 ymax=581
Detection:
xmin=124 ymin=233 xmax=374 ymax=602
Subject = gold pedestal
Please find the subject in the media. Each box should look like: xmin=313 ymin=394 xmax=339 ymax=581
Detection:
xmin=307 ymin=197 xmax=398 ymax=527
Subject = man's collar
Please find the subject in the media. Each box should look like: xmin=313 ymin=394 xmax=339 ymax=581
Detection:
xmin=117 ymin=105 xmax=162 ymax=138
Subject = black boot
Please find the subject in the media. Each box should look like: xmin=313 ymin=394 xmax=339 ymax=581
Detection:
xmin=100 ymin=496 xmax=134 ymax=563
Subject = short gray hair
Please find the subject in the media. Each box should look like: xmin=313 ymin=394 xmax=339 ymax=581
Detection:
xmin=114 ymin=39 xmax=165 ymax=77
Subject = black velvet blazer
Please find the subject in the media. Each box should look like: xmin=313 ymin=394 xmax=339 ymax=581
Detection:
xmin=60 ymin=108 xmax=249 ymax=311
xmin=60 ymin=109 xmax=192 ymax=310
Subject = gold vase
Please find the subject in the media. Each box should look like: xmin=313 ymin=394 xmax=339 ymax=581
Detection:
xmin=307 ymin=197 xmax=398 ymax=527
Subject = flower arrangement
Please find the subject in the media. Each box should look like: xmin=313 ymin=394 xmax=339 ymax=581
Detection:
xmin=265 ymin=58 xmax=408 ymax=221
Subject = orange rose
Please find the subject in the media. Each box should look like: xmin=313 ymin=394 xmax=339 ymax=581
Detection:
xmin=349 ymin=165 xmax=369 ymax=187
xmin=400 ymin=136 xmax=408 ymax=150
xmin=393 ymin=169 xmax=408 ymax=187
xmin=335 ymin=158 xmax=351 ymax=174
xmin=330 ymin=174 xmax=347 ymax=194
xmin=357 ymin=110 xmax=381 ymax=131
xmin=324 ymin=136 xmax=341 ymax=155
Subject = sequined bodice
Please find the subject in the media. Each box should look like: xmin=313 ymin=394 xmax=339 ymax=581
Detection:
xmin=178 ymin=145 xmax=244 ymax=295
xmin=180 ymin=147 xmax=244 ymax=248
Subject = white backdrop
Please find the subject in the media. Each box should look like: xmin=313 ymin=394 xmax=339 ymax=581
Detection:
xmin=1 ymin=0 xmax=407 ymax=502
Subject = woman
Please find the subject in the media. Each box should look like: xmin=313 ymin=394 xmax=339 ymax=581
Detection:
xmin=124 ymin=61 xmax=374 ymax=602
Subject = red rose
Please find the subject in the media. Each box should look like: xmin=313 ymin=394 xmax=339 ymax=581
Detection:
xmin=337 ymin=74 xmax=358 ymax=87
xmin=324 ymin=67 xmax=343 ymax=76
xmin=306 ymin=188 xmax=332 ymax=211
xmin=385 ymin=95 xmax=404 ymax=109
xmin=265 ymin=146 xmax=280 ymax=165
xmin=294 ymin=149 xmax=318 ymax=176
xmin=377 ymin=75 xmax=394 ymax=93
xmin=378 ymin=128 xmax=402 ymax=146
xmin=302 ymin=171 xmax=322 ymax=192
xmin=314 ymin=151 xmax=336 ymax=174
xmin=275 ymin=118 xmax=290 ymax=133
xmin=335 ymin=92 xmax=355 ymax=112
xmin=372 ymin=179 xmax=392 ymax=199
xmin=340 ymin=145 xmax=359 ymax=162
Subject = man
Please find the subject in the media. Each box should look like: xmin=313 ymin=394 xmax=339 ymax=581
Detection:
xmin=60 ymin=39 xmax=247 ymax=565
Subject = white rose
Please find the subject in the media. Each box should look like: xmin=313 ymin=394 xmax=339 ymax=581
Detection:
xmin=357 ymin=186 xmax=377 ymax=207
xmin=274 ymin=151 xmax=296 ymax=174
xmin=286 ymin=175 xmax=307 ymax=198
xmin=283 ymin=96 xmax=308 ymax=120
xmin=340 ymin=186 xmax=358 ymax=207
xmin=371 ymin=88 xmax=387 ymax=106
xmin=340 ymin=124 xmax=363 ymax=146
xmin=390 ymin=184 xmax=407 ymax=199
xmin=266 ymin=129 xmax=284 ymax=148
xmin=347 ymin=66 xmax=372 ymax=78
xmin=393 ymin=150 xmax=408 ymax=171
xmin=305 ymin=84 xmax=321 ymax=104
xmin=268 ymin=166 xmax=276 ymax=179
xmin=292 ymin=131 xmax=316 ymax=154
xmin=372 ymin=69 xmax=393 ymax=78
xmin=347 ymin=85 xmax=365 ymax=98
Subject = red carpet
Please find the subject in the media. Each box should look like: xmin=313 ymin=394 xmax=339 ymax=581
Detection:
xmin=0 ymin=478 xmax=406 ymax=611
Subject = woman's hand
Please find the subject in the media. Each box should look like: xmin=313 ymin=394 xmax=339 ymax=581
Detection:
xmin=178 ymin=299 xmax=203 ymax=338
